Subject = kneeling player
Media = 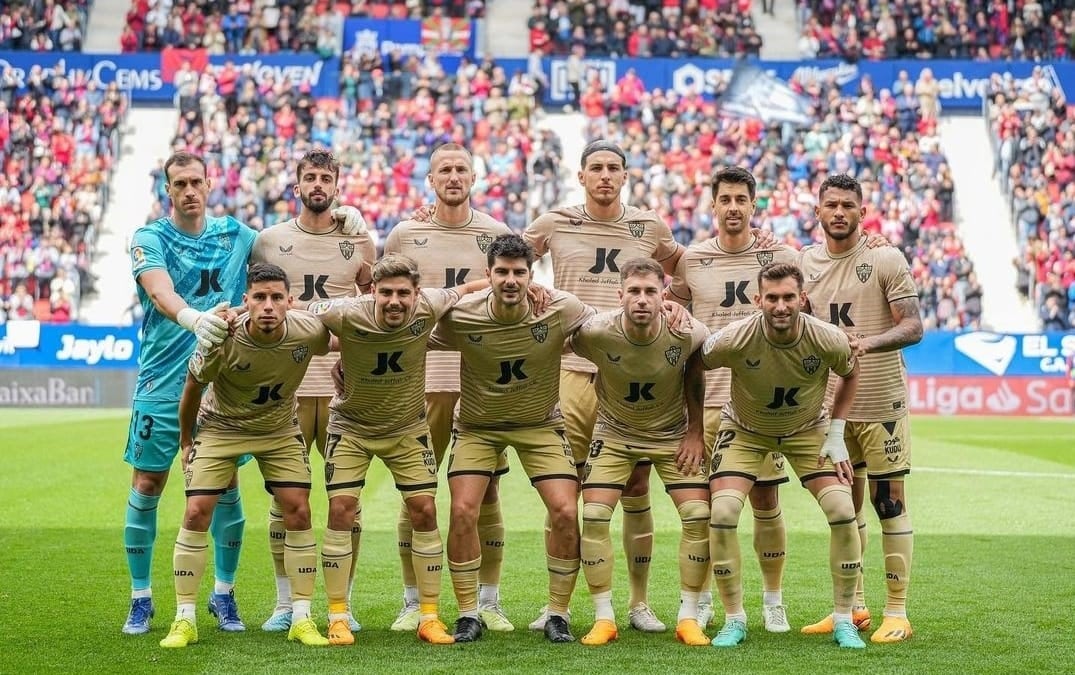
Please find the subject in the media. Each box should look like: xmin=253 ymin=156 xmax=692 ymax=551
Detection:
xmin=702 ymin=263 xmax=866 ymax=650
xmin=161 ymin=264 xmax=330 ymax=648
xmin=569 ymin=258 xmax=712 ymax=647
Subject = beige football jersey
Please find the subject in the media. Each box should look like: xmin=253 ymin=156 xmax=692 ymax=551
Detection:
xmin=669 ymin=238 xmax=798 ymax=407
xmin=702 ymin=313 xmax=855 ymax=437
xmin=189 ymin=310 xmax=330 ymax=436
xmin=383 ymin=210 xmax=512 ymax=393
xmin=252 ymin=219 xmax=376 ymax=398
xmin=311 ymin=288 xmax=458 ymax=438
xmin=430 ymin=289 xmax=595 ymax=430
xmin=524 ymin=204 xmax=679 ymax=373
xmin=799 ymin=238 xmax=917 ymax=421
xmin=571 ymin=309 xmax=709 ymax=445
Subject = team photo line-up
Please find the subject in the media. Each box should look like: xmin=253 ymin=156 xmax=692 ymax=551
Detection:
xmin=121 ymin=139 xmax=920 ymax=651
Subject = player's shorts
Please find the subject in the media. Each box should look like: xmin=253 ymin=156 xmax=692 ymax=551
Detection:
xmin=708 ymin=419 xmax=835 ymax=486
xmin=425 ymin=391 xmax=461 ymax=464
xmin=297 ymin=395 xmax=332 ymax=456
xmin=582 ymin=437 xmax=709 ymax=492
xmin=124 ymin=400 xmax=182 ymax=472
xmin=559 ymin=369 xmax=599 ymax=466
xmin=844 ymin=417 xmax=912 ymax=480
xmin=185 ymin=431 xmax=311 ymax=495
xmin=448 ymin=426 xmax=576 ymax=485
xmin=704 ymin=407 xmax=789 ymax=487
xmin=323 ymin=430 xmax=439 ymax=501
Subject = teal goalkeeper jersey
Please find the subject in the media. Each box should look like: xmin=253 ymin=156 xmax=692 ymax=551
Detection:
xmin=130 ymin=216 xmax=256 ymax=402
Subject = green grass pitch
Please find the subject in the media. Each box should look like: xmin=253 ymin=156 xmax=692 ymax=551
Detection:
xmin=2 ymin=411 xmax=1074 ymax=673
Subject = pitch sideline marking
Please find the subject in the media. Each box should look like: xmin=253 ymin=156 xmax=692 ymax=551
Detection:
xmin=918 ymin=466 xmax=1075 ymax=479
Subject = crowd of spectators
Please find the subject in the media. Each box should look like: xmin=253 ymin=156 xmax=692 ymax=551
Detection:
xmin=797 ymin=0 xmax=1075 ymax=61
xmin=121 ymin=0 xmax=486 ymax=53
xmin=0 ymin=65 xmax=126 ymax=324
xmin=578 ymin=64 xmax=980 ymax=330
xmin=147 ymin=50 xmax=561 ymax=244
xmin=0 ymin=0 xmax=91 ymax=51
xmin=527 ymin=0 xmax=763 ymax=59
xmin=986 ymin=66 xmax=1075 ymax=330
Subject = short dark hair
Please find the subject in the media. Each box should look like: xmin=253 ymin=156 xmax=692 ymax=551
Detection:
xmin=247 ymin=262 xmax=290 ymax=291
xmin=580 ymin=139 xmax=627 ymax=169
xmin=710 ymin=166 xmax=757 ymax=201
xmin=757 ymin=262 xmax=804 ymax=292
xmin=296 ymin=148 xmax=339 ymax=182
xmin=818 ymin=174 xmax=862 ymax=202
xmin=373 ymin=254 xmax=421 ymax=285
xmin=487 ymin=233 xmax=535 ymax=268
xmin=430 ymin=142 xmax=473 ymax=168
xmin=163 ymin=151 xmax=207 ymax=184
xmin=620 ymin=257 xmax=664 ymax=282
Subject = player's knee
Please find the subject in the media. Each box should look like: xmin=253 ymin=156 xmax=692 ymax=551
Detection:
xmin=405 ymin=496 xmax=437 ymax=531
xmin=132 ymin=470 xmax=167 ymax=496
xmin=328 ymin=496 xmax=357 ymax=531
xmin=710 ymin=489 xmax=746 ymax=528
xmin=622 ymin=464 xmax=651 ymax=497
xmin=871 ymin=482 xmax=907 ymax=520
xmin=449 ymin=500 xmax=480 ymax=532
xmin=676 ymin=499 xmax=710 ymax=538
xmin=547 ymin=496 xmax=578 ymax=534
xmin=817 ymin=484 xmax=856 ymax=525
xmin=748 ymin=484 xmax=779 ymax=511
xmin=183 ymin=497 xmax=216 ymax=531
xmin=581 ymin=501 xmax=614 ymax=537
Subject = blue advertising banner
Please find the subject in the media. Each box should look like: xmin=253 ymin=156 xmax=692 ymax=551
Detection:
xmin=0 ymin=322 xmax=141 ymax=369
xmin=342 ymin=17 xmax=478 ymax=59
xmin=0 ymin=52 xmax=340 ymax=102
xmin=903 ymin=331 xmax=1075 ymax=377
xmin=541 ymin=57 xmax=1068 ymax=111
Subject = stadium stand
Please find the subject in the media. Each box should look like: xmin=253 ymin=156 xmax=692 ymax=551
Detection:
xmin=578 ymin=66 xmax=979 ymax=329
xmin=149 ymin=47 xmax=561 ymax=243
xmin=0 ymin=0 xmax=91 ymax=51
xmin=121 ymin=0 xmax=486 ymax=52
xmin=797 ymin=0 xmax=1074 ymax=61
xmin=526 ymin=0 xmax=763 ymax=58
xmin=0 ymin=68 xmax=126 ymax=323
xmin=986 ymin=66 xmax=1075 ymax=329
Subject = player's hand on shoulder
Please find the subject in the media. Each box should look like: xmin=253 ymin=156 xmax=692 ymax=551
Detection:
xmin=527 ymin=281 xmax=553 ymax=316
xmin=662 ymin=300 xmax=693 ymax=336
xmin=865 ymin=232 xmax=892 ymax=248
xmin=409 ymin=202 xmax=435 ymax=223
xmin=177 ymin=302 xmax=230 ymax=349
xmin=750 ymin=227 xmax=777 ymax=248
xmin=332 ymin=204 xmax=369 ymax=236
xmin=847 ymin=333 xmax=869 ymax=357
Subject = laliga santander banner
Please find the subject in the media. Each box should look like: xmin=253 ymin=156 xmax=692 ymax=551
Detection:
xmin=908 ymin=376 xmax=1071 ymax=416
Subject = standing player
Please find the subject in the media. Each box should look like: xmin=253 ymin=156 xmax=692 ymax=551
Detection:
xmin=382 ymin=143 xmax=515 ymax=632
xmin=122 ymin=151 xmax=255 ymax=635
xmin=251 ymin=149 xmax=376 ymax=633
xmin=523 ymin=140 xmax=684 ymax=633
xmin=430 ymin=234 xmax=595 ymax=644
xmin=703 ymin=262 xmax=866 ymax=650
xmin=161 ymin=263 xmax=331 ymax=648
xmin=667 ymin=167 xmax=798 ymax=632
xmin=312 ymin=255 xmax=491 ymax=645
xmin=570 ymin=258 xmax=712 ymax=647
xmin=799 ymin=174 xmax=923 ymax=643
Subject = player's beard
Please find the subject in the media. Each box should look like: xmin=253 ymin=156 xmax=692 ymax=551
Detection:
xmin=436 ymin=187 xmax=469 ymax=208
xmin=300 ymin=191 xmax=332 ymax=214
xmin=822 ymin=219 xmax=856 ymax=240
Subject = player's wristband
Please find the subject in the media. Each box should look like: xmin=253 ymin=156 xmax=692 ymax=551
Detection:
xmin=827 ymin=418 xmax=847 ymax=438
xmin=176 ymin=307 xmax=199 ymax=332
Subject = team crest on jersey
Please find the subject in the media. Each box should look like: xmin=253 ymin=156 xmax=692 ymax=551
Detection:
xmin=665 ymin=345 xmax=682 ymax=366
xmin=802 ymin=354 xmax=821 ymax=374
xmin=339 ymin=241 xmax=355 ymax=260
xmin=410 ymin=318 xmax=427 ymax=336
xmin=131 ymin=246 xmax=146 ymax=268
xmin=324 ymin=462 xmax=335 ymax=483
xmin=756 ymin=251 xmax=773 ymax=266
xmin=218 ymin=234 xmax=233 ymax=251
xmin=700 ymin=258 xmax=713 ymax=267
xmin=627 ymin=221 xmax=645 ymax=238
xmin=476 ymin=233 xmax=493 ymax=253
xmin=710 ymin=452 xmax=722 ymax=474
xmin=531 ymin=322 xmax=549 ymax=343
xmin=292 ymin=345 xmax=309 ymax=363
xmin=190 ymin=349 xmax=205 ymax=373
xmin=856 ymin=263 xmax=873 ymax=283
xmin=569 ymin=218 xmax=583 ymax=228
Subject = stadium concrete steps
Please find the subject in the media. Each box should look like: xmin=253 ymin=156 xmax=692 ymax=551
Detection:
xmin=483 ymin=0 xmax=533 ymax=58
xmin=80 ymin=107 xmax=179 ymax=325
xmin=82 ymin=0 xmax=129 ymax=53
xmin=755 ymin=1 xmax=802 ymax=60
xmin=939 ymin=115 xmax=1038 ymax=332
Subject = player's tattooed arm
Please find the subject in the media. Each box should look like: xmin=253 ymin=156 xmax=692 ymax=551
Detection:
xmin=178 ymin=372 xmax=204 ymax=469
xmin=850 ymin=296 xmax=924 ymax=356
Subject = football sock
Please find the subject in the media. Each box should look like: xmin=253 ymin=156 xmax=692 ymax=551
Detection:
xmin=125 ymin=488 xmax=160 ymax=592
xmin=349 ymin=503 xmax=363 ymax=599
xmin=322 ymin=528 xmax=351 ymax=620
xmin=477 ymin=501 xmax=505 ymax=587
xmin=547 ymin=555 xmax=580 ymax=617
xmin=268 ymin=500 xmax=290 ymax=609
xmin=449 ymin=556 xmax=481 ymax=615
xmin=678 ymin=590 xmax=701 ymax=622
xmin=709 ymin=489 xmax=746 ymax=616
xmin=678 ymin=500 xmax=711 ymax=593
xmin=284 ymin=529 xmax=317 ymax=606
xmin=752 ymin=506 xmax=786 ymax=596
xmin=173 ymin=527 xmax=208 ymax=605
xmin=855 ymin=507 xmax=868 ymax=609
xmin=210 ymin=487 xmax=244 ymax=585
xmin=412 ymin=529 xmax=445 ymax=612
xmin=620 ymin=493 xmax=653 ymax=607
xmin=881 ymin=511 xmax=913 ymax=617
xmin=580 ymin=502 xmax=615 ymax=594
xmin=592 ymin=590 xmax=614 ymax=622
xmin=397 ymin=502 xmax=417 ymax=587
xmin=817 ymin=484 xmax=859 ymax=616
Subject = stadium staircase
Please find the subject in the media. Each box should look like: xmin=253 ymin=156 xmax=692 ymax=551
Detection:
xmin=82 ymin=0 xmax=128 ymax=53
xmin=483 ymin=0 xmax=532 ymax=59
xmin=754 ymin=1 xmax=802 ymax=59
xmin=80 ymin=107 xmax=180 ymax=324
xmin=939 ymin=115 xmax=1037 ymax=332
